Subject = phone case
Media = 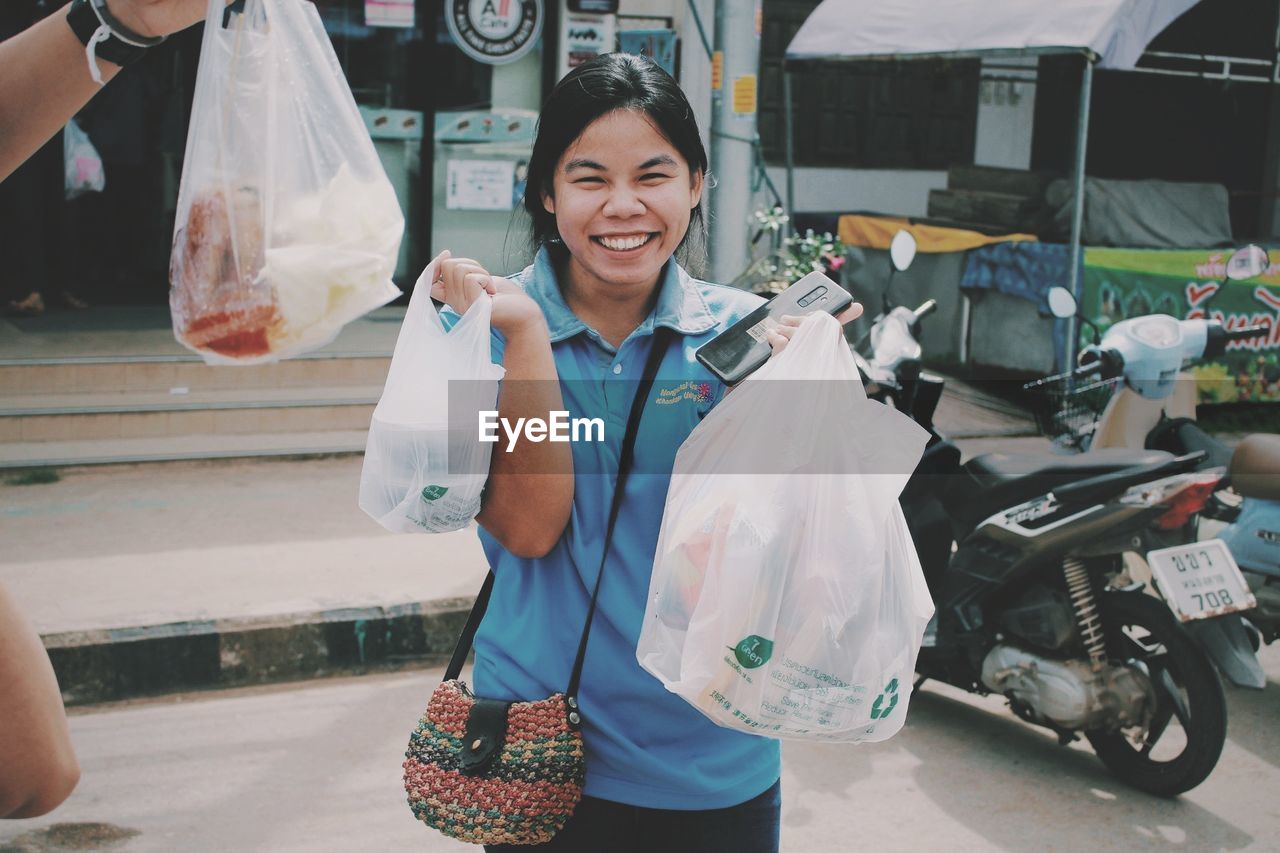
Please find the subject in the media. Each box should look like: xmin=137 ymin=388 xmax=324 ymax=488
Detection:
xmin=695 ymin=271 xmax=853 ymax=385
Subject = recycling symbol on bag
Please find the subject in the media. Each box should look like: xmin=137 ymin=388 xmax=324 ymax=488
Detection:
xmin=870 ymin=678 xmax=900 ymax=720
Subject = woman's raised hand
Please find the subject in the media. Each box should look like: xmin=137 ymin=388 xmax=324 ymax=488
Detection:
xmin=765 ymin=303 xmax=864 ymax=356
xmin=429 ymin=251 xmax=545 ymax=336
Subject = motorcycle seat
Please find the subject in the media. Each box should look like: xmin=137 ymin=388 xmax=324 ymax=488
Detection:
xmin=1231 ymin=434 xmax=1280 ymax=501
xmin=942 ymin=449 xmax=1174 ymax=531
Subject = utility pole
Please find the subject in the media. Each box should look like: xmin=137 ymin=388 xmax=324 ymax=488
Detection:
xmin=707 ymin=0 xmax=761 ymax=286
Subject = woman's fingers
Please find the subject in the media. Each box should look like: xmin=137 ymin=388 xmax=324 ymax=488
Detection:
xmin=464 ymin=272 xmax=493 ymax=298
xmin=489 ymin=276 xmax=522 ymax=295
xmin=769 ymin=305 xmax=863 ymax=357
xmin=427 ymin=250 xmax=451 ymax=300
xmin=777 ymin=303 xmax=865 ymax=328
xmin=836 ymin=303 xmax=864 ymax=324
xmin=766 ymin=319 xmax=794 ymax=353
xmin=437 ymin=256 xmax=493 ymax=312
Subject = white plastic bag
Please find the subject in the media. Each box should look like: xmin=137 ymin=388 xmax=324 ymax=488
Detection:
xmin=64 ymin=119 xmax=104 ymax=199
xmin=170 ymin=0 xmax=403 ymax=364
xmin=359 ymin=259 xmax=505 ymax=533
xmin=637 ymin=312 xmax=935 ymax=742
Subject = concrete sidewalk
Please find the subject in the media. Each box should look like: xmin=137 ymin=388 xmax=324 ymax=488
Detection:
xmin=0 ymin=456 xmax=489 ymax=703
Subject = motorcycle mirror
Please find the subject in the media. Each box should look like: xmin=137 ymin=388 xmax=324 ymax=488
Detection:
xmin=1225 ymin=245 xmax=1270 ymax=280
xmin=1047 ymin=286 xmax=1078 ymax=319
xmin=890 ymin=230 xmax=917 ymax=273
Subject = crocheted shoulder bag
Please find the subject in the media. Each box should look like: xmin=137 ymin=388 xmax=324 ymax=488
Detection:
xmin=403 ymin=327 xmax=672 ymax=845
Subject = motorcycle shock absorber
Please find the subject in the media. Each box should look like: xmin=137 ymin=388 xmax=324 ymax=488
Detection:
xmin=1064 ymin=556 xmax=1107 ymax=671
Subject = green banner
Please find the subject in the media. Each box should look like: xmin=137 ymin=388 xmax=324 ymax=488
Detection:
xmin=1081 ymin=247 xmax=1280 ymax=404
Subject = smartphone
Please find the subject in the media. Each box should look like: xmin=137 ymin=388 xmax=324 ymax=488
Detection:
xmin=696 ymin=271 xmax=853 ymax=385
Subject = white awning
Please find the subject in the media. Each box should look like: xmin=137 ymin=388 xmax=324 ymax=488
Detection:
xmin=785 ymin=0 xmax=1201 ymax=69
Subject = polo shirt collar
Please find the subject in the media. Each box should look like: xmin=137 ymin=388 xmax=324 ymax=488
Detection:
xmin=523 ymin=246 xmax=717 ymax=343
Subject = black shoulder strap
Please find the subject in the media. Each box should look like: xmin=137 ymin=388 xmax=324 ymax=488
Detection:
xmin=445 ymin=326 xmax=673 ymax=684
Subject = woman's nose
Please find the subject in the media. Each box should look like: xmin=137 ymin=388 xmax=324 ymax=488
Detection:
xmin=602 ymin=186 xmax=645 ymax=217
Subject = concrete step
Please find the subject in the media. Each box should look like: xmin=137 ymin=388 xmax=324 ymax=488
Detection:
xmin=1 ymin=386 xmax=380 ymax=443
xmin=0 ymin=429 xmax=371 ymax=468
xmin=0 ymin=353 xmax=392 ymax=395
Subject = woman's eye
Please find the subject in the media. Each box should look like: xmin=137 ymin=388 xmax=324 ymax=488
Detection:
xmin=640 ymin=173 xmax=672 ymax=181
xmin=573 ymin=176 xmax=605 ymax=185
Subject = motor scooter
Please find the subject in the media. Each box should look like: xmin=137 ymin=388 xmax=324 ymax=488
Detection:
xmin=853 ymin=232 xmax=1231 ymax=795
xmin=851 ymin=230 xmax=942 ymax=432
xmin=1028 ymin=249 xmax=1274 ymax=688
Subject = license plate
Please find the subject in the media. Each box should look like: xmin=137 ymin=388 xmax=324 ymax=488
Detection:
xmin=1147 ymin=539 xmax=1257 ymax=622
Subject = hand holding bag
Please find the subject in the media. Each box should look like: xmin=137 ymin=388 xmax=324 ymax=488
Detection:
xmin=402 ymin=329 xmax=671 ymax=845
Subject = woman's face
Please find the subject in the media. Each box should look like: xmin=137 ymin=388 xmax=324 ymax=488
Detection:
xmin=543 ymin=109 xmax=703 ymax=295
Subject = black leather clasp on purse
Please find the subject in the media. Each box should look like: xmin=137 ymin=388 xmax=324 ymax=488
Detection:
xmin=458 ymin=698 xmax=512 ymax=776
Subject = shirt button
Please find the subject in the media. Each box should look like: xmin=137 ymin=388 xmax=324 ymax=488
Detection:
xmin=612 ymin=364 xmax=622 ymax=375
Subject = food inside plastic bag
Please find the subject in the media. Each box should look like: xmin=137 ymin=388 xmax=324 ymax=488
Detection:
xmin=637 ymin=312 xmax=935 ymax=742
xmin=171 ymin=0 xmax=402 ymax=364
xmin=171 ymin=186 xmax=276 ymax=358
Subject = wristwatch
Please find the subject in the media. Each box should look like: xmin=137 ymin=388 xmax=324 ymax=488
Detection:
xmin=66 ymin=0 xmax=165 ymax=68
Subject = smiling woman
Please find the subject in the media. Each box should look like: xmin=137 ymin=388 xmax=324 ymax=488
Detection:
xmin=422 ymin=53 xmax=798 ymax=853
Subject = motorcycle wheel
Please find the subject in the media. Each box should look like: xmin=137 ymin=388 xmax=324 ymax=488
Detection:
xmin=1086 ymin=592 xmax=1227 ymax=797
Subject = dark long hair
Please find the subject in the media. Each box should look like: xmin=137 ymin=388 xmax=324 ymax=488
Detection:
xmin=523 ymin=53 xmax=708 ymax=267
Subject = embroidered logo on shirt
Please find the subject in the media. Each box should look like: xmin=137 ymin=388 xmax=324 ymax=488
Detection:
xmin=655 ymin=381 xmax=713 ymax=406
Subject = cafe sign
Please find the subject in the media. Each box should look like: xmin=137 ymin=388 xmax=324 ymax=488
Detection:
xmin=446 ymin=0 xmax=543 ymax=65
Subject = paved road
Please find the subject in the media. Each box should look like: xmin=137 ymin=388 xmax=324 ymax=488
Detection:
xmin=2 ymin=649 xmax=1279 ymax=853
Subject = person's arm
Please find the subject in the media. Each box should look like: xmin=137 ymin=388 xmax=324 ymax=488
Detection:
xmin=433 ymin=254 xmax=574 ymax=558
xmin=0 ymin=583 xmax=80 ymax=819
xmin=0 ymin=0 xmax=217 ymax=182
xmin=475 ymin=313 xmax=575 ymax=558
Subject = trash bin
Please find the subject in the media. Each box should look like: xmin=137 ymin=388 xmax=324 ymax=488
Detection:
xmin=431 ymin=110 xmax=537 ymax=276
xmin=360 ymin=106 xmax=423 ymax=282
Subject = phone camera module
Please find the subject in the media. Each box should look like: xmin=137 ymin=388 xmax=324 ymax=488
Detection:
xmin=797 ymin=286 xmax=827 ymax=308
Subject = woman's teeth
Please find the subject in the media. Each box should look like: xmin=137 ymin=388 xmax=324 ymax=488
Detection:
xmin=597 ymin=234 xmax=651 ymax=251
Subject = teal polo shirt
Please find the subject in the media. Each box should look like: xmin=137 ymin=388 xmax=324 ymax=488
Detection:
xmin=440 ymin=247 xmax=779 ymax=809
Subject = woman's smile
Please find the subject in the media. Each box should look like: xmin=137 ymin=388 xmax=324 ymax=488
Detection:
xmin=593 ymin=232 xmax=657 ymax=252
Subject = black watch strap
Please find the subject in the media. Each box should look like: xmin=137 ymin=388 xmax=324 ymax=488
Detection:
xmin=67 ymin=0 xmax=164 ymax=69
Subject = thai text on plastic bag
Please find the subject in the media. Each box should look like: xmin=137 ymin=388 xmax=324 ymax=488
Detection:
xmin=64 ymin=119 xmax=104 ymax=200
xmin=359 ymin=258 xmax=505 ymax=533
xmin=637 ymin=312 xmax=935 ymax=742
xmin=170 ymin=0 xmax=403 ymax=364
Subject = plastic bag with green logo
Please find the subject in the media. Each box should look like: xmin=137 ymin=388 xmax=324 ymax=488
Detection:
xmin=636 ymin=313 xmax=934 ymax=742
xmin=359 ymin=257 xmax=504 ymax=533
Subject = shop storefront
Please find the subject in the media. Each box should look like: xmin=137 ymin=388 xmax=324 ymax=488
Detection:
xmin=68 ymin=0 xmax=553 ymax=306
xmin=58 ymin=0 xmax=687 ymax=308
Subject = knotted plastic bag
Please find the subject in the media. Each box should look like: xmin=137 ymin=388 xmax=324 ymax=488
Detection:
xmin=170 ymin=0 xmax=403 ymax=364
xmin=637 ymin=312 xmax=934 ymax=742
xmin=359 ymin=258 xmax=504 ymax=533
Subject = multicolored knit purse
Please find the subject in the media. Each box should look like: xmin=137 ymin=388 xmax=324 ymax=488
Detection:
xmin=403 ymin=677 xmax=585 ymax=844
xmin=402 ymin=328 xmax=672 ymax=846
